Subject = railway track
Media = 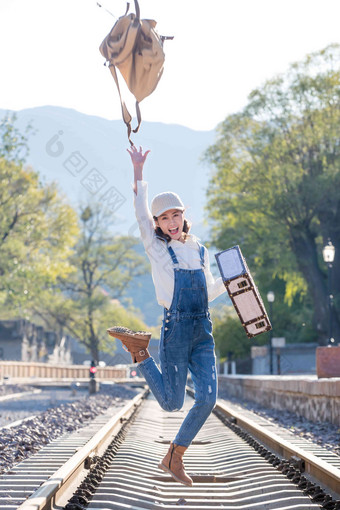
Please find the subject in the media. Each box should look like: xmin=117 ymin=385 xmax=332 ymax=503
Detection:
xmin=0 ymin=386 xmax=339 ymax=510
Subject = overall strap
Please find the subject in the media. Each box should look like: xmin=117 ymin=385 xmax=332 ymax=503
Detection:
xmin=167 ymin=245 xmax=179 ymax=267
xmin=197 ymin=242 xmax=206 ymax=268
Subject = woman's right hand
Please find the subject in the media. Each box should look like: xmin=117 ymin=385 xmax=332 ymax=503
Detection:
xmin=127 ymin=145 xmax=151 ymax=169
xmin=128 ymin=145 xmax=151 ymax=194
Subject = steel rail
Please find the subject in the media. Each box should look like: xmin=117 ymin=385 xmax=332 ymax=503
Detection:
xmin=0 ymin=389 xmax=42 ymax=403
xmin=215 ymin=399 xmax=340 ymax=498
xmin=1 ymin=413 xmax=37 ymax=430
xmin=16 ymin=388 xmax=148 ymax=510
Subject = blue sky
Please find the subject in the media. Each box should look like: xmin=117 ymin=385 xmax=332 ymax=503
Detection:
xmin=1 ymin=0 xmax=340 ymax=130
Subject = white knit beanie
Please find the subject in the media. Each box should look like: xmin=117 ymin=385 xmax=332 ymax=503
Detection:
xmin=151 ymin=191 xmax=185 ymax=218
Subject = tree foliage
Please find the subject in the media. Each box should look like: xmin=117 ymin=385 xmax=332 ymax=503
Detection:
xmin=205 ymin=45 xmax=340 ymax=345
xmin=211 ymin=306 xmax=249 ymax=360
xmin=0 ymin=115 xmax=149 ymax=363
xmin=0 ymin=112 xmax=34 ymax=164
xmin=0 ymin=119 xmax=79 ymax=315
xmin=33 ymin=204 xmax=148 ymax=362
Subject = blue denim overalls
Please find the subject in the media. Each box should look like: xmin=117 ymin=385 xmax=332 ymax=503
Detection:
xmin=138 ymin=241 xmax=217 ymax=447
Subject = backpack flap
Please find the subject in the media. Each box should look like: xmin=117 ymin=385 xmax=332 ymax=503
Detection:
xmin=131 ymin=19 xmax=165 ymax=103
xmin=99 ymin=14 xmax=140 ymax=66
xmin=129 ymin=19 xmax=166 ymax=135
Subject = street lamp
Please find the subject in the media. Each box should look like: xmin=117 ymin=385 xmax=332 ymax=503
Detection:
xmin=322 ymin=240 xmax=335 ymax=345
xmin=267 ymin=291 xmax=275 ymax=374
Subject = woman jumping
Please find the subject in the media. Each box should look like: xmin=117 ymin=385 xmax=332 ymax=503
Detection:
xmin=107 ymin=146 xmax=226 ymax=486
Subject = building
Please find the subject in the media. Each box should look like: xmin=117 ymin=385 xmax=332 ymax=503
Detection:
xmin=0 ymin=319 xmax=160 ymax=367
xmin=0 ymin=319 xmax=72 ymax=364
xmin=251 ymin=343 xmax=318 ymax=375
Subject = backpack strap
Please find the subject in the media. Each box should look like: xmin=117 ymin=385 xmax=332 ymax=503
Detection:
xmin=103 ymin=0 xmax=142 ymax=147
xmin=133 ymin=101 xmax=142 ymax=134
xmin=108 ymin=66 xmax=143 ymax=142
xmin=133 ymin=0 xmax=140 ymax=20
xmin=108 ymin=63 xmax=134 ymax=145
xmin=105 ymin=0 xmax=141 ymax=145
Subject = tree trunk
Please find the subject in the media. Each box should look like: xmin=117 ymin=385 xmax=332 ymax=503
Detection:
xmin=332 ymin=237 xmax=340 ymax=327
xmin=90 ymin=340 xmax=99 ymax=365
xmin=290 ymin=228 xmax=340 ymax=345
xmin=319 ymin=198 xmax=340 ymax=335
xmin=328 ymin=212 xmax=340 ymax=334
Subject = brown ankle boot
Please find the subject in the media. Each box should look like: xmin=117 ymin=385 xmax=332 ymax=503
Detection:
xmin=133 ymin=347 xmax=150 ymax=363
xmin=158 ymin=442 xmax=193 ymax=486
xmin=107 ymin=326 xmax=151 ymax=363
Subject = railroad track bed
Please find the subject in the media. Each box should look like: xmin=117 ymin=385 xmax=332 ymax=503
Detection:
xmin=0 ymin=389 xmax=146 ymax=510
xmin=214 ymin=398 xmax=340 ymax=471
xmin=0 ymin=384 xmax=142 ymax=487
xmin=218 ymin=392 xmax=340 ymax=458
xmin=213 ymin=399 xmax=340 ymax=508
xmin=82 ymin=396 xmax=325 ymax=510
xmin=2 ymin=381 xmax=339 ymax=459
xmin=1 ymin=387 xmax=339 ymax=510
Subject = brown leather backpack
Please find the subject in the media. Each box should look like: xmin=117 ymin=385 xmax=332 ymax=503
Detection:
xmin=99 ymin=0 xmax=173 ymax=145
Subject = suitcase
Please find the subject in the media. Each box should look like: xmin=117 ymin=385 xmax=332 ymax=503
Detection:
xmin=215 ymin=245 xmax=272 ymax=338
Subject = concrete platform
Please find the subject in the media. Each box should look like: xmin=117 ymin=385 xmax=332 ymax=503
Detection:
xmin=218 ymin=375 xmax=340 ymax=426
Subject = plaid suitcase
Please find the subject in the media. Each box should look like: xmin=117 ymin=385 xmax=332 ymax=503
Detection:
xmin=215 ymin=245 xmax=272 ymax=338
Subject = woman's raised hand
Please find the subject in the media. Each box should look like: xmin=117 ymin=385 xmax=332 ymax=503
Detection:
xmin=127 ymin=145 xmax=151 ymax=168
xmin=128 ymin=145 xmax=151 ymax=194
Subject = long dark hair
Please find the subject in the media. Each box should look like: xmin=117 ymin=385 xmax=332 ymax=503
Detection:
xmin=153 ymin=217 xmax=191 ymax=242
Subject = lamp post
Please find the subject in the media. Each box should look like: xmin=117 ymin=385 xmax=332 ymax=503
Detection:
xmin=322 ymin=240 xmax=335 ymax=345
xmin=267 ymin=291 xmax=275 ymax=374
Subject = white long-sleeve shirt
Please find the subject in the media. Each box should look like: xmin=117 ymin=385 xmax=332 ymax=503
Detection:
xmin=134 ymin=180 xmax=226 ymax=309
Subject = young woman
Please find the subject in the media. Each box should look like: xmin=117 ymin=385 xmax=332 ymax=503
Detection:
xmin=108 ymin=146 xmax=226 ymax=486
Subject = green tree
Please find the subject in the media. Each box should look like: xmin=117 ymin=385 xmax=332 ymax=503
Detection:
xmin=211 ymin=306 xmax=250 ymax=360
xmin=0 ymin=115 xmax=149 ymax=364
xmin=0 ymin=112 xmax=33 ymax=164
xmin=205 ymin=44 xmax=340 ymax=345
xmin=33 ymin=204 xmax=148 ymax=363
xmin=0 ymin=117 xmax=79 ymax=318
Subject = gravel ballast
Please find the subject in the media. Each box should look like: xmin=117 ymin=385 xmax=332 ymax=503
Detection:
xmin=0 ymin=383 xmax=140 ymax=475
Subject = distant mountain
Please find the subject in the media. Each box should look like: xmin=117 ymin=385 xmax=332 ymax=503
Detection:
xmin=0 ymin=106 xmax=216 ymax=237
xmin=0 ymin=106 xmax=228 ymax=325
